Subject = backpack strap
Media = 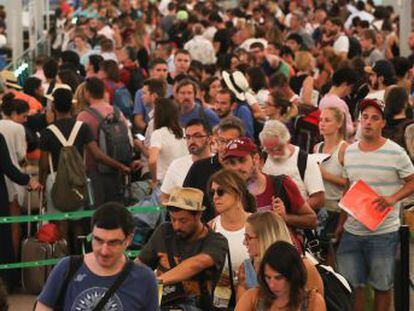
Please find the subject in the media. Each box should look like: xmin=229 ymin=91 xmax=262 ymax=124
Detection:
xmin=54 ymin=255 xmax=84 ymax=310
xmin=297 ymin=149 xmax=308 ymax=181
xmin=269 ymin=174 xmax=291 ymax=213
xmin=92 ymin=259 xmax=134 ymax=311
xmin=48 ymin=124 xmax=69 ymax=147
xmin=84 ymin=107 xmax=105 ymax=123
xmin=67 ymin=121 xmax=83 ymax=146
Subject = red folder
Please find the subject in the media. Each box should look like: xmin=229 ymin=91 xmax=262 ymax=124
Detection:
xmin=339 ymin=180 xmax=393 ymax=231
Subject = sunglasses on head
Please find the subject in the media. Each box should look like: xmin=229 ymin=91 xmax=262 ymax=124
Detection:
xmin=209 ymin=187 xmax=226 ymax=198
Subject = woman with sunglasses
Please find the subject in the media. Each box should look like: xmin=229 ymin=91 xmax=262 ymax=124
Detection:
xmin=236 ymin=211 xmax=323 ymax=303
xmin=207 ymin=169 xmax=256 ymax=309
xmin=235 ymin=241 xmax=326 ymax=311
xmin=313 ymin=107 xmax=348 ymax=265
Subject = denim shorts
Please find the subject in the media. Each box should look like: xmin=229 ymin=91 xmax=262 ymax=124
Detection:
xmin=337 ymin=230 xmax=399 ymax=291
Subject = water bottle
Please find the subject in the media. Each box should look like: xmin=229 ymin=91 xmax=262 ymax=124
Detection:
xmin=86 ymin=178 xmax=95 ymax=208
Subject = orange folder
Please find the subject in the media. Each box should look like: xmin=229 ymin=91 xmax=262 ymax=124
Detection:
xmin=339 ymin=180 xmax=393 ymax=231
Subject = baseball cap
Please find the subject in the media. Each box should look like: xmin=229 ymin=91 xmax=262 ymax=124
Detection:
xmin=359 ymin=98 xmax=385 ymax=117
xmin=223 ymin=137 xmax=258 ymax=160
xmin=364 ymin=60 xmax=396 ymax=78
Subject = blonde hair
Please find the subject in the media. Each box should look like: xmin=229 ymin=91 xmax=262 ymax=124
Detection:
xmin=73 ymin=82 xmax=88 ymax=115
xmin=247 ymin=211 xmax=293 ymax=261
xmin=295 ymin=51 xmax=314 ymax=72
xmin=322 ymin=106 xmax=346 ymax=139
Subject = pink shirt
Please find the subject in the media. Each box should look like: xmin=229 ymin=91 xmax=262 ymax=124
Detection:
xmin=319 ymin=94 xmax=354 ymax=135
xmin=77 ymin=102 xmax=129 ymax=172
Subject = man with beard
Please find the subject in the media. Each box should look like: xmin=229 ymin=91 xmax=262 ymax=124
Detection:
xmin=322 ymin=17 xmax=350 ymax=60
xmin=364 ymin=60 xmax=397 ymax=102
xmin=336 ymin=99 xmax=414 ymax=311
xmin=175 ymin=79 xmax=219 ymax=130
xmin=260 ymin=120 xmax=325 ymax=210
xmin=138 ymin=187 xmax=228 ymax=310
xmin=160 ymin=119 xmax=212 ymax=202
xmin=360 ymin=29 xmax=384 ymax=66
xmin=222 ymin=137 xmax=316 ymax=227
xmin=215 ymin=89 xmax=254 ymax=139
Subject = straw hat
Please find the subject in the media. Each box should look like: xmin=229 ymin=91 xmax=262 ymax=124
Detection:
xmin=163 ymin=187 xmax=205 ymax=212
xmin=0 ymin=70 xmax=22 ymax=90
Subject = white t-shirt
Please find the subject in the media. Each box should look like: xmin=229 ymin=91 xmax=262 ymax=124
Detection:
xmin=212 ymin=215 xmax=249 ymax=273
xmin=333 ymin=35 xmax=349 ymax=55
xmin=262 ymin=145 xmax=325 ymax=199
xmin=0 ymin=119 xmax=27 ymax=203
xmin=160 ymin=154 xmax=193 ymax=195
xmin=150 ymin=127 xmax=188 ymax=182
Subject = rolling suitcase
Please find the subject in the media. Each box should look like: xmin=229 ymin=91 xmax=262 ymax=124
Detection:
xmin=21 ymin=191 xmax=68 ymax=294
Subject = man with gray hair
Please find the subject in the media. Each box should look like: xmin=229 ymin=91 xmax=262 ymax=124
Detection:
xmin=260 ymin=120 xmax=325 ymax=210
xmin=184 ymin=23 xmax=217 ymax=65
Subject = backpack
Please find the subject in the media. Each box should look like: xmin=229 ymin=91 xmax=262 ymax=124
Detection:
xmin=108 ymin=81 xmax=134 ymax=120
xmin=292 ymin=105 xmax=322 ymax=153
xmin=85 ymin=107 xmax=133 ymax=174
xmin=347 ymin=35 xmax=362 ymax=59
xmin=383 ymin=119 xmax=414 ymax=160
xmin=48 ymin=121 xmax=87 ymax=211
xmin=315 ymin=264 xmax=353 ymax=311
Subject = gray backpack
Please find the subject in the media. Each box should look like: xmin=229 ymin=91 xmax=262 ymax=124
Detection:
xmin=48 ymin=121 xmax=87 ymax=211
xmin=85 ymin=107 xmax=132 ymax=173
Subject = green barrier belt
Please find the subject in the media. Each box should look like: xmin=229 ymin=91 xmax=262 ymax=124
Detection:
xmin=0 ymin=250 xmax=141 ymax=270
xmin=0 ymin=205 xmax=161 ymax=224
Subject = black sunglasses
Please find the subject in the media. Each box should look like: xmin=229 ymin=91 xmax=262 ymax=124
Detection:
xmin=209 ymin=187 xmax=226 ymax=198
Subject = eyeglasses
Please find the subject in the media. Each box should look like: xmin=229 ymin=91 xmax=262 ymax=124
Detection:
xmin=92 ymin=235 xmax=127 ymax=247
xmin=185 ymin=134 xmax=208 ymax=141
xmin=209 ymin=187 xmax=227 ymax=198
xmin=216 ymin=138 xmax=234 ymax=146
xmin=244 ymin=234 xmax=258 ymax=242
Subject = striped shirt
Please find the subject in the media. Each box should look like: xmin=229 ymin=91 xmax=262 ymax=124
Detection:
xmin=343 ymin=139 xmax=414 ymax=235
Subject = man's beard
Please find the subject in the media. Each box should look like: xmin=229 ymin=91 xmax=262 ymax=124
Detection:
xmin=189 ymin=144 xmax=206 ymax=156
xmin=270 ymin=148 xmax=290 ymax=162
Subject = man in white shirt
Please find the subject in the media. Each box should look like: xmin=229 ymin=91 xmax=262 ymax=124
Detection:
xmin=324 ymin=17 xmax=350 ymax=59
xmin=260 ymin=120 xmax=325 ymax=210
xmin=160 ymin=119 xmax=212 ymax=202
xmin=184 ymin=24 xmax=216 ymax=65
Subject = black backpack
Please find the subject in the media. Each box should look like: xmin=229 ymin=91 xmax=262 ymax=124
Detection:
xmin=292 ymin=105 xmax=322 ymax=154
xmin=347 ymin=35 xmax=362 ymax=59
xmin=85 ymin=107 xmax=133 ymax=173
xmin=316 ymin=264 xmax=353 ymax=311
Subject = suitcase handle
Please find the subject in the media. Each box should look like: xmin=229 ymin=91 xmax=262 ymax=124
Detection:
xmin=27 ymin=189 xmax=43 ymax=237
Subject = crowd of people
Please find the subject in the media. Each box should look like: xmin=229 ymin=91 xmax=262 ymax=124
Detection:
xmin=0 ymin=0 xmax=414 ymax=310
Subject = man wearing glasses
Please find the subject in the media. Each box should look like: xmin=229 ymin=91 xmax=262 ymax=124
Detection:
xmin=160 ymin=119 xmax=212 ymax=203
xmin=183 ymin=117 xmax=245 ymax=222
xmin=35 ymin=203 xmax=159 ymax=311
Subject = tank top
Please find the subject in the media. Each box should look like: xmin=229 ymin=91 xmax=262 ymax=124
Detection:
xmin=315 ymin=141 xmax=345 ymax=207
xmin=256 ymin=292 xmax=311 ymax=311
xmin=212 ymin=215 xmax=249 ymax=273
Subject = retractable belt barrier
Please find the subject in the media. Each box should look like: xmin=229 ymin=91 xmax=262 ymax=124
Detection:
xmin=0 ymin=205 xmax=161 ymax=270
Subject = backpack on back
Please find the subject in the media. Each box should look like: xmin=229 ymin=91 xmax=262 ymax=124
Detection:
xmin=108 ymin=81 xmax=134 ymax=119
xmin=48 ymin=121 xmax=87 ymax=211
xmin=85 ymin=107 xmax=132 ymax=174
xmin=292 ymin=105 xmax=322 ymax=153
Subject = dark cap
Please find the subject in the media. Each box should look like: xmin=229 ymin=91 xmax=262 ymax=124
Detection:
xmin=223 ymin=137 xmax=258 ymax=160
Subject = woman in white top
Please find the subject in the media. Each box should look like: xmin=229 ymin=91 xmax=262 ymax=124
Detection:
xmin=149 ymin=98 xmax=188 ymax=188
xmin=207 ymin=168 xmax=256 ymax=309
xmin=0 ymin=94 xmax=29 ymax=258
xmin=313 ymin=106 xmax=348 ymax=265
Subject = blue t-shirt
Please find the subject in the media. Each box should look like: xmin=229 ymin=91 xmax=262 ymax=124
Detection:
xmin=38 ymin=257 xmax=159 ymax=311
xmin=180 ymin=103 xmax=220 ymax=129
xmin=233 ymin=104 xmax=254 ymax=139
xmin=133 ymin=85 xmax=173 ymax=124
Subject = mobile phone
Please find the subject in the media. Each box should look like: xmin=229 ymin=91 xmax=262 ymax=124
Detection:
xmin=135 ymin=133 xmax=145 ymax=141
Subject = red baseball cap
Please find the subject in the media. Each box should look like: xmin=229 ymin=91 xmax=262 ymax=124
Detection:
xmin=223 ymin=137 xmax=258 ymax=160
xmin=359 ymin=98 xmax=385 ymax=117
